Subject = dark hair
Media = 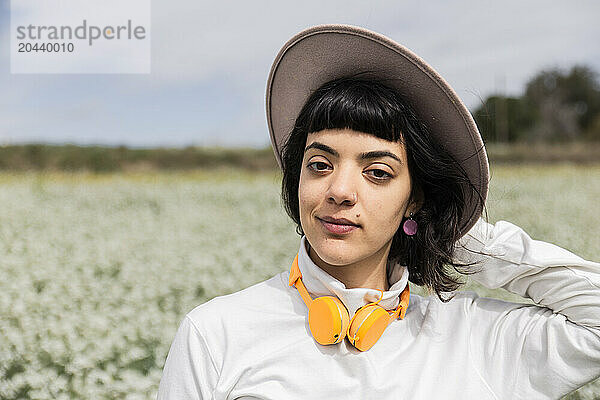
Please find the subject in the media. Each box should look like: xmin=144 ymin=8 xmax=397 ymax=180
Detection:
xmin=280 ymin=74 xmax=486 ymax=302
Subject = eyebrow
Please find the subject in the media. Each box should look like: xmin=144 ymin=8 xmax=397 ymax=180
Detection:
xmin=304 ymin=142 xmax=403 ymax=164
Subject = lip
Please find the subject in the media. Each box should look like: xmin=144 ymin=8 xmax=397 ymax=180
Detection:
xmin=317 ymin=216 xmax=360 ymax=235
xmin=318 ymin=216 xmax=359 ymax=226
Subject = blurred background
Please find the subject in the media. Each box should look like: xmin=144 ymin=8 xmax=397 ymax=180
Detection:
xmin=0 ymin=1 xmax=599 ymax=399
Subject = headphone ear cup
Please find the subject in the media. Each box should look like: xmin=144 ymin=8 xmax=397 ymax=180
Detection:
xmin=347 ymin=305 xmax=392 ymax=351
xmin=308 ymin=296 xmax=350 ymax=345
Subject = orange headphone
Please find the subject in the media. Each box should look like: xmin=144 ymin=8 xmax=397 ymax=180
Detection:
xmin=288 ymin=254 xmax=410 ymax=351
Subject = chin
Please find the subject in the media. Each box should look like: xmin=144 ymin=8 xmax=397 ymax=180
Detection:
xmin=307 ymin=234 xmax=360 ymax=266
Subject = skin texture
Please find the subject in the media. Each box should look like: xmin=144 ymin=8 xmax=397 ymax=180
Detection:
xmin=299 ymin=128 xmax=422 ymax=292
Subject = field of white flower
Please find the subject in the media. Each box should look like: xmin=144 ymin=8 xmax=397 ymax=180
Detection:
xmin=0 ymin=164 xmax=598 ymax=399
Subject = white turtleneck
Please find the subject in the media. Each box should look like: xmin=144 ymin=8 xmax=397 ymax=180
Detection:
xmin=157 ymin=218 xmax=600 ymax=400
xmin=296 ymin=236 xmax=410 ymax=318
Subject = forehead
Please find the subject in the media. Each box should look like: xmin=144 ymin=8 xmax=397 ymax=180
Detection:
xmin=304 ymin=129 xmax=406 ymax=156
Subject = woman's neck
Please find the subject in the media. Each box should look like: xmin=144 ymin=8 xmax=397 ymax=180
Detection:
xmin=307 ymin=241 xmax=391 ymax=292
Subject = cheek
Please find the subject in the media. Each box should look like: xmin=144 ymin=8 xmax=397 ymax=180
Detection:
xmin=368 ymin=185 xmax=411 ymax=228
xmin=298 ymin=172 xmax=317 ymax=216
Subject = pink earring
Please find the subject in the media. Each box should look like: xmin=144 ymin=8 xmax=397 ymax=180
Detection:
xmin=403 ymin=212 xmax=418 ymax=236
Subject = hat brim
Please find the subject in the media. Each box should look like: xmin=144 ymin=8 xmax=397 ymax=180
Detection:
xmin=266 ymin=24 xmax=489 ymax=237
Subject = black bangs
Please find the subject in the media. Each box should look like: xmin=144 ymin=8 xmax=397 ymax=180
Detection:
xmin=299 ymin=75 xmax=407 ymax=142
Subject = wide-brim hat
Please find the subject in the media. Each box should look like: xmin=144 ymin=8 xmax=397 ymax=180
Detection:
xmin=265 ymin=24 xmax=489 ymax=237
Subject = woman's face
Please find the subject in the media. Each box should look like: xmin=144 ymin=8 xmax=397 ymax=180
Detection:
xmin=298 ymin=128 xmax=417 ymax=268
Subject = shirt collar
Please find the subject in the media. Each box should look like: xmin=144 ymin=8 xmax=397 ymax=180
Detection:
xmin=296 ymin=235 xmax=410 ymax=318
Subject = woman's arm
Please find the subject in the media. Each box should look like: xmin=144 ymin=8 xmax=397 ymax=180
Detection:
xmin=454 ymin=218 xmax=600 ymax=399
xmin=157 ymin=316 xmax=219 ymax=400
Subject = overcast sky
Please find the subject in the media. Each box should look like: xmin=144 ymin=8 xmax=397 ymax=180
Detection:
xmin=0 ymin=0 xmax=599 ymax=148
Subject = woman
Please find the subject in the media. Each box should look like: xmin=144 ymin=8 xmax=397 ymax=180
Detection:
xmin=158 ymin=25 xmax=600 ymax=399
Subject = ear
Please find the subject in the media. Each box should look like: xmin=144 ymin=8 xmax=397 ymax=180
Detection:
xmin=405 ymin=184 xmax=424 ymax=218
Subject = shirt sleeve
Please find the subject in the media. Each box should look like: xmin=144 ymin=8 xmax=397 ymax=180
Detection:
xmin=453 ymin=218 xmax=600 ymax=399
xmin=157 ymin=315 xmax=220 ymax=400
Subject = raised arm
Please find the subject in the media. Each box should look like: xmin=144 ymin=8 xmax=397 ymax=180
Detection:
xmin=454 ymin=218 xmax=600 ymax=399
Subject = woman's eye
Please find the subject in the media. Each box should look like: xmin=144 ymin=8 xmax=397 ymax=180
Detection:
xmin=365 ymin=169 xmax=392 ymax=180
xmin=307 ymin=161 xmax=330 ymax=172
xmin=307 ymin=162 xmax=390 ymax=180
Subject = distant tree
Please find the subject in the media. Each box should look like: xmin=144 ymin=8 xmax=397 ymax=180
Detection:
xmin=473 ymin=96 xmax=535 ymax=143
xmin=524 ymin=65 xmax=600 ymax=141
xmin=586 ymin=113 xmax=600 ymax=141
xmin=536 ymin=66 xmax=600 ymax=131
xmin=473 ymin=64 xmax=600 ymax=142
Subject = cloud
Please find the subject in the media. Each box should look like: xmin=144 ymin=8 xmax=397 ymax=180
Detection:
xmin=0 ymin=0 xmax=599 ymax=146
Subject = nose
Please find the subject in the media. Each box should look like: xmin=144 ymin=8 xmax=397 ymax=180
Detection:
xmin=326 ymin=167 xmax=358 ymax=206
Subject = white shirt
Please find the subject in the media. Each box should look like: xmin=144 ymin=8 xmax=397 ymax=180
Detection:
xmin=157 ymin=218 xmax=600 ymax=399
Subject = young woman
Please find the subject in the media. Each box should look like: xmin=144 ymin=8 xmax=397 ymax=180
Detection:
xmin=158 ymin=25 xmax=600 ymax=399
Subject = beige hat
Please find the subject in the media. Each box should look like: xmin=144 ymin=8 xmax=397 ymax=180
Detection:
xmin=265 ymin=24 xmax=489 ymax=236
